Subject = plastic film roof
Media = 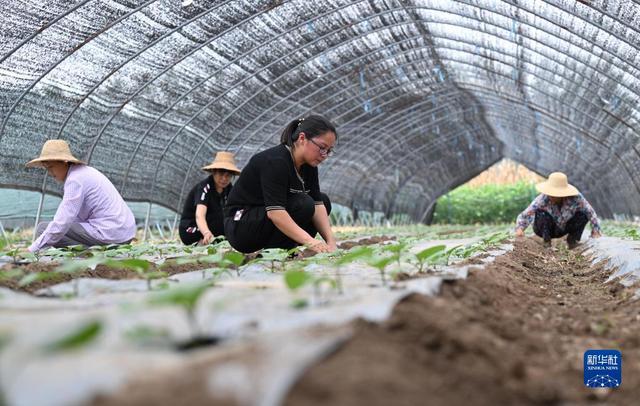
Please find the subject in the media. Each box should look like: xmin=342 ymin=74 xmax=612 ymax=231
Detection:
xmin=1 ymin=0 xmax=639 ymax=221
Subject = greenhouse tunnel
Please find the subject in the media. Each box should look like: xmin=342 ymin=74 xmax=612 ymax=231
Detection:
xmin=1 ymin=0 xmax=639 ymax=223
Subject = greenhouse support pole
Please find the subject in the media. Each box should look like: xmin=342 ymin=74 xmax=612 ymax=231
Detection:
xmin=33 ymin=174 xmax=48 ymax=242
xmin=143 ymin=202 xmax=152 ymax=241
xmin=170 ymin=213 xmax=179 ymax=240
xmin=0 ymin=221 xmax=9 ymax=246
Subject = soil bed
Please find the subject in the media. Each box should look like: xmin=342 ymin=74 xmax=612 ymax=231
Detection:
xmin=0 ymin=260 xmax=215 ymax=294
xmin=0 ymin=236 xmax=398 ymax=294
xmin=286 ymin=237 xmax=640 ymax=406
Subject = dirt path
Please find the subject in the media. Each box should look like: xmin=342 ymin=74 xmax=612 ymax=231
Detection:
xmin=285 ymin=237 xmax=640 ymax=406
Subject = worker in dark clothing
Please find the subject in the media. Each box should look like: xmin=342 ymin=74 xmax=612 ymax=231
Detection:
xmin=179 ymin=152 xmax=241 ymax=245
xmin=224 ymin=115 xmax=337 ymax=254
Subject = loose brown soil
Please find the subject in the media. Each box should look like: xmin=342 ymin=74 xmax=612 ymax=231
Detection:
xmin=337 ymin=235 xmax=397 ymax=250
xmin=285 ymin=237 xmax=640 ymax=406
xmin=0 ymin=260 xmax=222 ymax=294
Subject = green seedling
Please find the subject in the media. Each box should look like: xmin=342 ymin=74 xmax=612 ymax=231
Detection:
xmin=148 ymin=282 xmax=213 ymax=338
xmin=284 ymin=269 xmax=313 ymax=290
xmin=334 ymin=246 xmax=375 ymax=294
xmin=290 ymin=298 xmax=309 ymax=309
xmin=56 ymin=256 xmax=106 ymax=296
xmin=0 ymin=247 xmax=24 ymax=264
xmin=383 ymin=241 xmax=408 ymax=267
xmin=413 ymin=245 xmax=447 ymax=272
xmin=222 ymin=250 xmax=245 ymax=276
xmin=312 ymin=276 xmax=338 ymax=305
xmin=624 ymin=228 xmax=640 ymax=240
xmin=61 ymin=244 xmax=89 ymax=259
xmin=103 ymin=258 xmax=163 ymax=291
xmin=284 ymin=269 xmax=314 ymax=308
xmin=368 ymin=254 xmax=398 ymax=286
xmin=0 ymin=269 xmax=24 ymax=282
xmin=44 ymin=319 xmax=102 ymax=353
xmin=259 ymin=248 xmax=290 ymax=272
xmin=18 ymin=271 xmax=54 ymax=288
xmin=124 ymin=325 xmax=172 ymax=347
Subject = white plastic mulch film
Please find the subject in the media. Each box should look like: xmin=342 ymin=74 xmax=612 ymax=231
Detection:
xmin=1 ymin=0 xmax=639 ymax=220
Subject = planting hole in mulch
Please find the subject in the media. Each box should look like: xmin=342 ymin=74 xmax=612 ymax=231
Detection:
xmin=174 ymin=336 xmax=223 ymax=352
xmin=284 ymin=237 xmax=640 ymax=406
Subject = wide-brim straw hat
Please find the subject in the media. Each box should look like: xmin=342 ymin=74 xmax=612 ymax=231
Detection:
xmin=201 ymin=151 xmax=241 ymax=174
xmin=26 ymin=139 xmax=86 ymax=168
xmin=536 ymin=172 xmax=580 ymax=197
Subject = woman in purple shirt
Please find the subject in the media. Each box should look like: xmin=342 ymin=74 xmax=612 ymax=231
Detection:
xmin=26 ymin=140 xmax=137 ymax=252
xmin=515 ymin=172 xmax=601 ymax=249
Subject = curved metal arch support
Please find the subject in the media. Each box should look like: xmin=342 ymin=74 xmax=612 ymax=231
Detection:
xmin=359 ymin=137 xmax=499 ymax=217
xmin=337 ymin=115 xmax=612 ymax=219
xmin=320 ymin=99 xmax=498 ymax=190
xmin=84 ymin=0 xmax=287 ymax=163
xmin=168 ymin=48 xmax=628 ymax=214
xmin=128 ymin=0 xmax=640 ymax=192
xmin=335 ymin=130 xmax=498 ymax=218
xmin=55 ymin=1 xmax=238 ymax=140
xmin=322 ymin=102 xmax=495 ymax=198
xmin=320 ymin=57 xmax=640 ymax=178
xmin=389 ymin=154 xmax=503 ymax=222
xmin=0 ymin=0 xmax=93 ymax=65
xmin=256 ymin=26 xmax=636 ymax=162
xmin=118 ymin=4 xmax=420 ymax=193
xmin=320 ymin=90 xmax=623 ymax=200
xmin=166 ymin=34 xmax=439 ymax=212
xmin=352 ymin=96 xmax=624 ymax=209
xmin=0 ymin=0 xmax=159 ymax=144
xmin=371 ymin=105 xmax=623 ymax=210
xmin=93 ymin=1 xmax=428 ymax=175
xmin=232 ymin=15 xmax=640 ymax=158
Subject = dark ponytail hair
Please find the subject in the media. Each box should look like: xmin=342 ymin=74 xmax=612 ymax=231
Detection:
xmin=279 ymin=114 xmax=337 ymax=147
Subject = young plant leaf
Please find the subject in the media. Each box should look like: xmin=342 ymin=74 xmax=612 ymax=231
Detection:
xmin=335 ymin=246 xmax=374 ymax=266
xmin=222 ymin=251 xmax=244 ymax=267
xmin=368 ymin=255 xmax=397 ymax=271
xmin=284 ymin=270 xmax=312 ymax=291
xmin=105 ymin=258 xmax=151 ymax=272
xmin=148 ymin=282 xmax=213 ymax=312
xmin=415 ymin=245 xmax=446 ymax=262
xmin=44 ymin=320 xmax=102 ymax=352
xmin=56 ymin=257 xmax=104 ymax=274
xmin=18 ymin=272 xmax=57 ymax=287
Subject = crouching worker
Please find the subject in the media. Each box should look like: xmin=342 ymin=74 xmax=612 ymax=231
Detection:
xmin=515 ymin=172 xmax=601 ymax=249
xmin=224 ymin=115 xmax=337 ymax=254
xmin=27 ymin=140 xmax=136 ymax=252
xmin=179 ymin=152 xmax=241 ymax=245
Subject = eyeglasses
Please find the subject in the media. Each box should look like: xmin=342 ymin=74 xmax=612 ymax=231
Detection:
xmin=308 ymin=138 xmax=335 ymax=157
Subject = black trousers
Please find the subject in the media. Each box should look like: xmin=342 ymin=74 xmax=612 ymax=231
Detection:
xmin=224 ymin=193 xmax=332 ymax=253
xmin=533 ymin=210 xmax=588 ymax=243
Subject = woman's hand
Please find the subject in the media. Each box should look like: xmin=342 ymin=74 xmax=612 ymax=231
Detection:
xmin=515 ymin=228 xmax=525 ymax=237
xmin=200 ymin=231 xmax=214 ymax=245
xmin=306 ymin=240 xmax=330 ymax=253
xmin=591 ymin=230 xmax=602 ymax=239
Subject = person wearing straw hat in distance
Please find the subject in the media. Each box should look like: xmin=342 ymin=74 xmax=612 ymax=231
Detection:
xmin=515 ymin=172 xmax=602 ymax=249
xmin=179 ymin=152 xmax=241 ymax=245
xmin=223 ymin=115 xmax=337 ymax=254
xmin=26 ymin=140 xmax=136 ymax=252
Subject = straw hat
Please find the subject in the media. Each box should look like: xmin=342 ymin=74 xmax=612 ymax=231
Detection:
xmin=26 ymin=139 xmax=85 ymax=168
xmin=536 ymin=172 xmax=580 ymax=197
xmin=201 ymin=151 xmax=241 ymax=174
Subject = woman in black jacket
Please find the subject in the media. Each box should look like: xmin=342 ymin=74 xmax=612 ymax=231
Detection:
xmin=224 ymin=115 xmax=337 ymax=254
